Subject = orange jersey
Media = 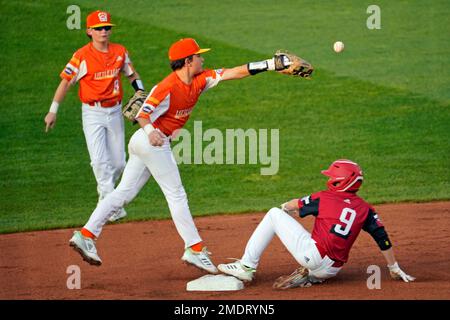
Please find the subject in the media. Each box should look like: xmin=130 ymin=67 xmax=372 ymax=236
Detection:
xmin=60 ymin=42 xmax=136 ymax=104
xmin=136 ymin=69 xmax=224 ymax=136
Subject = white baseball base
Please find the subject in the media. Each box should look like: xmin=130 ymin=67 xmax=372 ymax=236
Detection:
xmin=186 ymin=274 xmax=244 ymax=291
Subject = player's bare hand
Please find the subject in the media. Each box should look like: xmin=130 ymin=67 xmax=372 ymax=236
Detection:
xmin=149 ymin=129 xmax=166 ymax=146
xmin=45 ymin=112 xmax=57 ymax=132
xmin=388 ymin=262 xmax=416 ymax=282
xmin=281 ymin=202 xmax=299 ymax=216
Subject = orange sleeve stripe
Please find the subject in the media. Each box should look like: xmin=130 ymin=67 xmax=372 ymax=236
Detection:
xmin=60 ymin=72 xmax=72 ymax=81
xmin=137 ymin=112 xmax=150 ymax=120
xmin=147 ymin=97 xmax=160 ymax=105
xmin=70 ymin=56 xmax=81 ymax=67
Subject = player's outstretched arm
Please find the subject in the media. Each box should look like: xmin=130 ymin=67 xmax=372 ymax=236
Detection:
xmin=381 ymin=247 xmax=416 ymax=282
xmin=220 ymin=52 xmax=292 ymax=81
xmin=45 ymin=78 xmax=71 ymax=132
xmin=220 ymin=65 xmax=251 ymax=81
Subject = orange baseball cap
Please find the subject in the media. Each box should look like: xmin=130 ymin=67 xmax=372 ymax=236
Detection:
xmin=168 ymin=38 xmax=210 ymax=61
xmin=86 ymin=10 xmax=115 ymax=28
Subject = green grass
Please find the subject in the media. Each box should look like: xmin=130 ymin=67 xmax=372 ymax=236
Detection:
xmin=0 ymin=0 xmax=449 ymax=233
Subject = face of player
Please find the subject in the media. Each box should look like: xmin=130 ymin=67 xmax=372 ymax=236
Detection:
xmin=189 ymin=54 xmax=204 ymax=74
xmin=88 ymin=26 xmax=112 ymax=44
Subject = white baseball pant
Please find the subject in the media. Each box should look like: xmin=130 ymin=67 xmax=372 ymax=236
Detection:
xmin=241 ymin=207 xmax=342 ymax=281
xmin=81 ymin=103 xmax=126 ymax=201
xmin=84 ymin=128 xmax=202 ymax=248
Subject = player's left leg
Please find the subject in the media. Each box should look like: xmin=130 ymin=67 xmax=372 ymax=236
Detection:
xmin=240 ymin=207 xmax=321 ymax=270
xmin=131 ymin=129 xmax=217 ymax=273
xmin=307 ymin=257 xmax=342 ymax=282
xmin=105 ymin=104 xmax=126 ymax=182
xmin=132 ymin=130 xmax=203 ymax=248
xmin=104 ymin=105 xmax=127 ymax=221
xmin=272 ymin=257 xmax=342 ymax=289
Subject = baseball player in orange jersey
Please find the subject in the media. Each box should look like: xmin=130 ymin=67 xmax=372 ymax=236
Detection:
xmin=218 ymin=159 xmax=415 ymax=288
xmin=69 ymin=38 xmax=294 ymax=272
xmin=45 ymin=11 xmax=145 ymax=222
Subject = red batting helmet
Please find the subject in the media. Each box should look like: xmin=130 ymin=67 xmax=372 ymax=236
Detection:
xmin=321 ymin=159 xmax=364 ymax=192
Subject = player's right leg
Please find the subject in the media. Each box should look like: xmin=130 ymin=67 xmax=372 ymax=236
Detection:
xmin=69 ymin=230 xmax=102 ymax=266
xmin=70 ymin=140 xmax=150 ymax=266
xmin=81 ymin=105 xmax=115 ymax=200
xmin=81 ymin=105 xmax=128 ymax=222
xmin=83 ymin=153 xmax=150 ymax=237
xmin=219 ymin=208 xmax=320 ymax=286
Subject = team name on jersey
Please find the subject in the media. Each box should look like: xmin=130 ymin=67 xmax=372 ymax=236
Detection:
xmin=175 ymin=107 xmax=194 ymax=119
xmin=94 ymin=68 xmax=120 ymax=80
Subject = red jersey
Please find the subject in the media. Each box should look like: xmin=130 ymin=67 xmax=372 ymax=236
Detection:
xmin=136 ymin=69 xmax=224 ymax=136
xmin=60 ymin=42 xmax=136 ymax=105
xmin=298 ymin=190 xmax=387 ymax=265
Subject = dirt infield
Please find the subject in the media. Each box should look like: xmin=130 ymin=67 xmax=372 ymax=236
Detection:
xmin=0 ymin=201 xmax=449 ymax=300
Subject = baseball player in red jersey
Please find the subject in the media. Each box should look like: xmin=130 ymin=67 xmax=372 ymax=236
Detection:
xmin=44 ymin=10 xmax=145 ymax=222
xmin=218 ymin=159 xmax=415 ymax=288
xmin=69 ymin=38 xmax=295 ymax=272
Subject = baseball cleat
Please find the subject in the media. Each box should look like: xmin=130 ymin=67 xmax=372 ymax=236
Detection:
xmin=69 ymin=231 xmax=102 ymax=266
xmin=181 ymin=247 xmax=218 ymax=274
xmin=108 ymin=208 xmax=127 ymax=222
xmin=272 ymin=266 xmax=311 ymax=289
xmin=218 ymin=260 xmax=256 ymax=282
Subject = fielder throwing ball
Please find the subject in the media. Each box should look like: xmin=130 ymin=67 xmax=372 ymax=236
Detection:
xmin=69 ymin=38 xmax=301 ymax=273
xmin=45 ymin=10 xmax=145 ymax=222
xmin=218 ymin=159 xmax=415 ymax=288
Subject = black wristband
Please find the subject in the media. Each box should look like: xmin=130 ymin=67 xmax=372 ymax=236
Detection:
xmin=247 ymin=61 xmax=269 ymax=75
xmin=131 ymin=79 xmax=145 ymax=92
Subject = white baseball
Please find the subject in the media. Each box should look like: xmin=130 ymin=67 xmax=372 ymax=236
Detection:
xmin=333 ymin=41 xmax=345 ymax=53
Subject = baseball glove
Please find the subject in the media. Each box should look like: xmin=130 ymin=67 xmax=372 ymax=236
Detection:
xmin=122 ymin=90 xmax=148 ymax=124
xmin=274 ymin=50 xmax=314 ymax=78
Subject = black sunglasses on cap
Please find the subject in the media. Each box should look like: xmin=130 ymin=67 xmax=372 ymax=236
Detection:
xmin=92 ymin=26 xmax=112 ymax=31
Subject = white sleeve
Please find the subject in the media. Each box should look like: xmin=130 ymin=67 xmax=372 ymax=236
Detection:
xmin=121 ymin=52 xmax=135 ymax=77
xmin=72 ymin=60 xmax=87 ymax=84
xmin=203 ymin=69 xmax=224 ymax=92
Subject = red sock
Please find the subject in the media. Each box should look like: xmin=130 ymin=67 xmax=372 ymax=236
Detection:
xmin=190 ymin=242 xmax=203 ymax=252
xmin=81 ymin=228 xmax=96 ymax=239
